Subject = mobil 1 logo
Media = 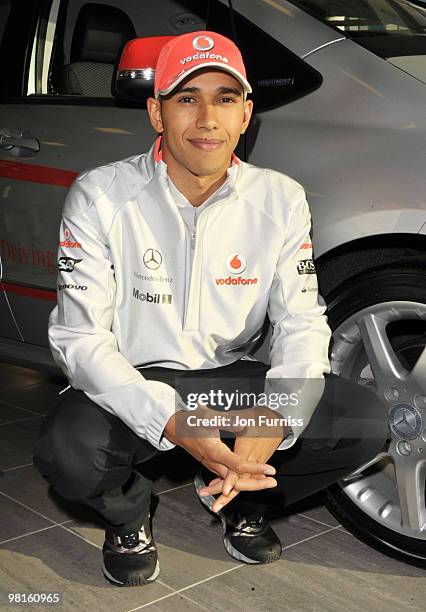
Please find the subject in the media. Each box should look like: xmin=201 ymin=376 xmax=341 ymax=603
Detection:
xmin=297 ymin=259 xmax=316 ymax=275
xmin=133 ymin=288 xmax=172 ymax=305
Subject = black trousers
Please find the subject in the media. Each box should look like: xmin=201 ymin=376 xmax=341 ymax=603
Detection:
xmin=33 ymin=361 xmax=390 ymax=536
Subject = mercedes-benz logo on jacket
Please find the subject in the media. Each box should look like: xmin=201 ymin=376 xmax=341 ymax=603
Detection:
xmin=143 ymin=248 xmax=162 ymax=270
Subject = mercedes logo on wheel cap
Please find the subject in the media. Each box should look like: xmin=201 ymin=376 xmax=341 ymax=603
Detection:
xmin=389 ymin=403 xmax=422 ymax=440
xmin=143 ymin=248 xmax=162 ymax=270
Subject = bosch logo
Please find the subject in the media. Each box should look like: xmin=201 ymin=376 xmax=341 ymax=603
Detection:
xmin=58 ymin=257 xmax=82 ymax=272
xmin=193 ymin=35 xmax=214 ymax=51
xmin=297 ymin=259 xmax=316 ymax=275
xmin=143 ymin=248 xmax=162 ymax=270
xmin=65 ymin=228 xmax=70 ymax=239
xmin=225 ymin=254 xmax=246 ymax=275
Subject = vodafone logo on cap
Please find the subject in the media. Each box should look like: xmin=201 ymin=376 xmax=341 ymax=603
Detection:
xmin=193 ymin=35 xmax=214 ymax=51
xmin=225 ymin=254 xmax=247 ymax=275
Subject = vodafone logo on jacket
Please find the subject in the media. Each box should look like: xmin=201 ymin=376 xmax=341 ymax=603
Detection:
xmin=216 ymin=254 xmax=258 ymax=286
xmin=225 ymin=253 xmax=246 ymax=274
xmin=59 ymin=227 xmax=81 ymax=249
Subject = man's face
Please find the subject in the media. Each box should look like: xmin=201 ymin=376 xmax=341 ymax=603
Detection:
xmin=147 ymin=68 xmax=253 ymax=177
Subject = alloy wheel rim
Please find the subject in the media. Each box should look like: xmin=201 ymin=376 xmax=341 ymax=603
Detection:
xmin=331 ymin=301 xmax=426 ymax=539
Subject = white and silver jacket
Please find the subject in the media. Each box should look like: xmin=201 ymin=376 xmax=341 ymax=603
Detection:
xmin=49 ymin=137 xmax=332 ymax=451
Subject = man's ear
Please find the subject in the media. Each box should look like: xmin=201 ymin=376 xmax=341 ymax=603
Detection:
xmin=147 ymin=97 xmax=164 ymax=134
xmin=240 ymin=99 xmax=254 ymax=134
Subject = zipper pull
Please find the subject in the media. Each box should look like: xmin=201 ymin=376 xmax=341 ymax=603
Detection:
xmin=191 ymin=211 xmax=197 ymax=250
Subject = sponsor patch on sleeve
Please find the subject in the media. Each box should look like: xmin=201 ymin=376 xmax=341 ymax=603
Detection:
xmin=297 ymin=259 xmax=316 ymax=275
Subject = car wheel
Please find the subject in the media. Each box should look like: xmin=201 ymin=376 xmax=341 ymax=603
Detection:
xmin=322 ymin=260 xmax=426 ymax=567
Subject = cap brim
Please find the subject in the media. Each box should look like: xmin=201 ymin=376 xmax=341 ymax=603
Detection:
xmin=156 ymin=62 xmax=252 ymax=98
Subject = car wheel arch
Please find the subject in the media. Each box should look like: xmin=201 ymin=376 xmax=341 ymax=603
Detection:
xmin=315 ymin=233 xmax=426 ymax=300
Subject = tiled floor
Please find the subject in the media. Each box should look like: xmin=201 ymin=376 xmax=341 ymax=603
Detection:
xmin=0 ymin=363 xmax=425 ymax=611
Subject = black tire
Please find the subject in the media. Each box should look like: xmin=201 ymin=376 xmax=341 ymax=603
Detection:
xmin=322 ymin=259 xmax=426 ymax=567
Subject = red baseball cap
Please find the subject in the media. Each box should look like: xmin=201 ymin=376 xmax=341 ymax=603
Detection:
xmin=154 ymin=30 xmax=252 ymax=99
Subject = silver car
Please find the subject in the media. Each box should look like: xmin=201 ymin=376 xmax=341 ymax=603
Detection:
xmin=0 ymin=0 xmax=425 ymax=566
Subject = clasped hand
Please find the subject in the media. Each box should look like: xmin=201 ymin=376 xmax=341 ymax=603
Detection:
xmin=164 ymin=403 xmax=292 ymax=512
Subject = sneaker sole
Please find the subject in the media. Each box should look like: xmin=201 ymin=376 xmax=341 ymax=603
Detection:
xmin=102 ymin=559 xmax=160 ymax=587
xmin=194 ymin=473 xmax=281 ymax=565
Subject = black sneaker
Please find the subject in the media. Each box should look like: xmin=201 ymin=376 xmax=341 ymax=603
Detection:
xmin=194 ymin=472 xmax=282 ymax=564
xmin=102 ymin=516 xmax=159 ymax=587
